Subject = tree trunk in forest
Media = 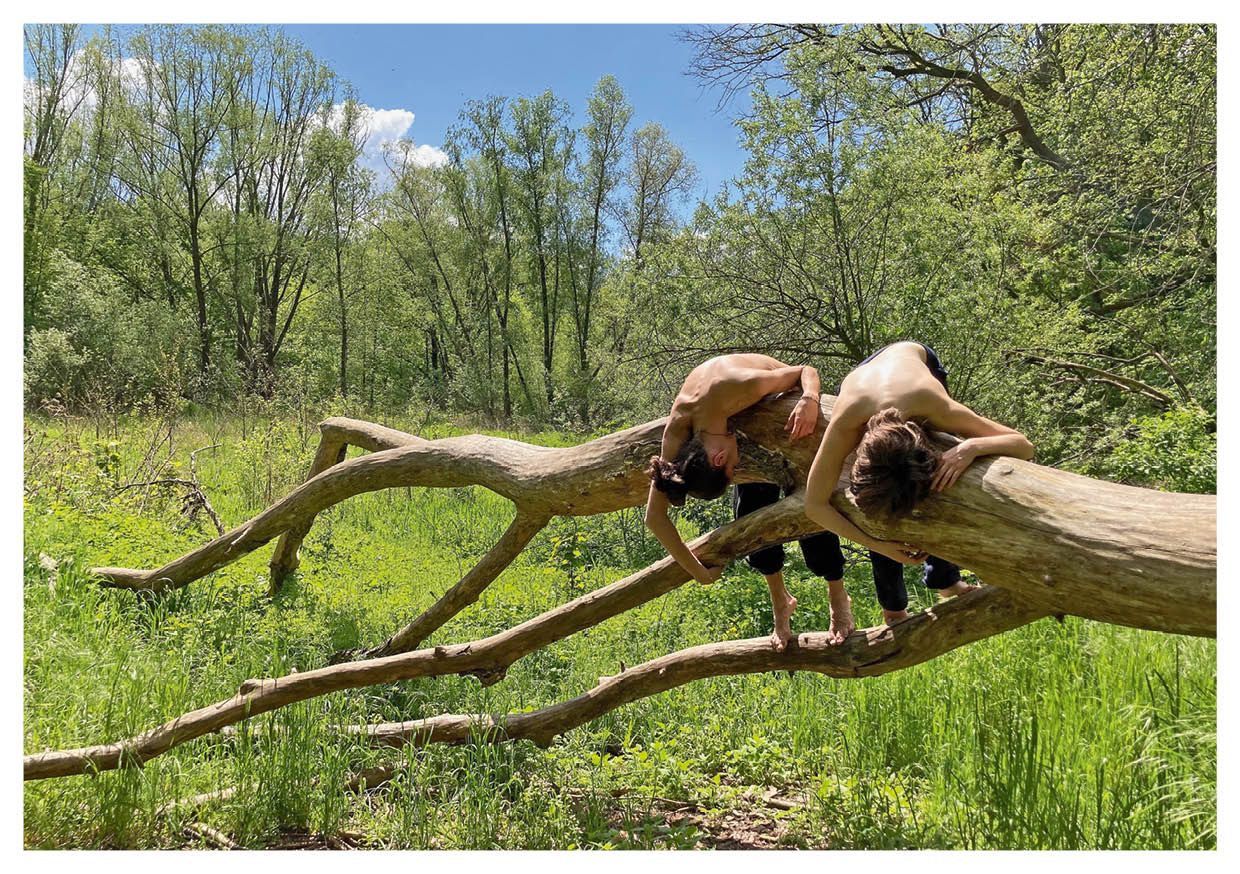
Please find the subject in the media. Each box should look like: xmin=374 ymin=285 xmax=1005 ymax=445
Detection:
xmin=92 ymin=393 xmax=1215 ymax=637
xmin=32 ymin=393 xmax=1215 ymax=782
xmin=336 ymin=229 xmax=348 ymax=397
xmin=188 ymin=221 xmax=211 ymax=376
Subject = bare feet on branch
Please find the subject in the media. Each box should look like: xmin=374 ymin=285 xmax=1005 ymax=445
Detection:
xmin=827 ymin=588 xmax=854 ymax=646
xmin=770 ymin=591 xmax=798 ymax=652
xmin=938 ymin=580 xmax=982 ymax=600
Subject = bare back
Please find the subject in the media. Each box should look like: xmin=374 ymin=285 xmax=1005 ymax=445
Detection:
xmin=836 ymin=342 xmax=947 ymax=427
xmin=672 ymin=353 xmax=799 ymax=428
xmin=809 ymin=342 xmax=1027 ymax=516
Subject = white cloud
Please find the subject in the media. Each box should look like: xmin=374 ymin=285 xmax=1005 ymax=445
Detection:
xmin=328 ymin=103 xmax=447 ymax=179
xmin=401 ymin=142 xmax=450 ymax=169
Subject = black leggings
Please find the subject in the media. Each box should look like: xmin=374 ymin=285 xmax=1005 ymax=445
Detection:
xmin=732 ymin=342 xmax=961 ymax=612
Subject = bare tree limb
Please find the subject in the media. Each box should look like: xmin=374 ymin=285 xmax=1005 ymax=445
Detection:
xmin=183 ymin=822 xmax=239 ymax=850
xmin=1006 ymin=350 xmax=1177 ymax=407
xmin=46 ymin=397 xmax=1213 ymax=784
xmin=188 ymin=443 xmax=224 ymax=536
xmin=342 ymin=586 xmax=1046 ymax=751
xmin=91 ymin=396 xmax=1215 ymax=640
xmin=25 ymin=494 xmax=824 ymax=780
xmin=339 ymin=510 xmax=550 ymax=663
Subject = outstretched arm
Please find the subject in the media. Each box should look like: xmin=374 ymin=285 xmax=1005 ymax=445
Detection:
xmin=929 ymin=399 xmax=1035 ymax=492
xmin=644 ymin=415 xmax=723 ymax=585
xmin=644 ymin=486 xmax=723 ymax=585
xmin=732 ymin=361 xmax=823 ymax=440
xmin=804 ymin=404 xmax=927 ymax=566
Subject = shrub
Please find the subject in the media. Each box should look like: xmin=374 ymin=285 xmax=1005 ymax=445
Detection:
xmin=1105 ymin=406 xmax=1216 ymax=494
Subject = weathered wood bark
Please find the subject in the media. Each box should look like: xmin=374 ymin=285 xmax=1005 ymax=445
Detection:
xmin=28 ymin=395 xmax=1216 ymax=782
xmin=268 ymin=418 xmax=427 ymax=585
xmin=24 ymin=494 xmax=828 ymax=780
xmin=342 ymin=587 xmax=1046 ymax=750
xmin=91 ymin=395 xmax=1216 ymax=637
xmin=340 ymin=511 xmax=550 ymax=663
xmin=23 ymin=565 xmax=1039 ymax=781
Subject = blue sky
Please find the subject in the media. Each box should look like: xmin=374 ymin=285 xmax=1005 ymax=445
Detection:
xmin=280 ymin=24 xmax=751 ymax=200
xmin=54 ymin=23 xmax=754 ymax=203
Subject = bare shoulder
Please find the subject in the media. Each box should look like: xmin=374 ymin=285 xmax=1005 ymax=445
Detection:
xmin=826 ymin=392 xmax=871 ymax=435
xmin=665 ymin=403 xmax=693 ymax=431
xmin=928 ymin=396 xmax=1020 ymax=439
xmin=660 ymin=407 xmax=692 ymax=457
xmin=722 ymin=352 xmax=787 ymax=372
xmin=906 ymin=380 xmax=952 ymax=416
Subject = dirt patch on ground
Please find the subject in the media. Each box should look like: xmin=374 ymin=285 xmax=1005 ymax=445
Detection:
xmin=594 ymin=786 xmax=816 ymax=850
xmin=180 ymin=827 xmax=371 ymax=850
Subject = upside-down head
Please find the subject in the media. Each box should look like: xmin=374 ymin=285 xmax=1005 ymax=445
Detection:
xmin=849 ymin=408 xmax=941 ymax=518
xmin=646 ymin=437 xmax=732 ymax=507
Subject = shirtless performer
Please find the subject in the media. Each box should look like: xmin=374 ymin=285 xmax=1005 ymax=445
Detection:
xmin=803 ymin=341 xmax=1035 ymax=638
xmin=644 ymin=353 xmax=842 ymax=652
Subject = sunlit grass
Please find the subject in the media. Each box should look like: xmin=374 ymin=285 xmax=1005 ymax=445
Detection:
xmin=23 ymin=412 xmax=1216 ymax=849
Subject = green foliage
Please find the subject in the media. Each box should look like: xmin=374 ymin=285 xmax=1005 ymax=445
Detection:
xmin=21 ymin=22 xmax=1218 ymax=847
xmin=23 ymin=415 xmax=1216 ymax=849
xmin=1104 ymin=406 xmax=1216 ymax=493
xmin=23 ymin=252 xmax=188 ymax=411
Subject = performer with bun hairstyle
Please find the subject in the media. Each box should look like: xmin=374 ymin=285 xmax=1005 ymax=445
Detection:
xmin=644 ymin=354 xmax=825 ymax=651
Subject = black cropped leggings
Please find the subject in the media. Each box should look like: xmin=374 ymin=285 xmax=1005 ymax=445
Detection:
xmin=732 ymin=343 xmax=962 ymax=612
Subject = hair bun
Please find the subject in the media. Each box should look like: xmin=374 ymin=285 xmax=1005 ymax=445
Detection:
xmin=646 ymin=455 xmax=689 ymax=505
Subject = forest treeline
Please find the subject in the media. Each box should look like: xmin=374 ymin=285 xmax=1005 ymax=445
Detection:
xmin=23 ymin=24 xmax=1216 ymax=490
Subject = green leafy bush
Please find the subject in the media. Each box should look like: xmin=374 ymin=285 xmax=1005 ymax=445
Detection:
xmin=1105 ymin=406 xmax=1216 ymax=493
xmin=23 ymin=252 xmax=189 ymax=411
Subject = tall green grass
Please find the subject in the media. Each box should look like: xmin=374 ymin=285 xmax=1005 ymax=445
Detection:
xmin=23 ymin=412 xmax=1215 ymax=849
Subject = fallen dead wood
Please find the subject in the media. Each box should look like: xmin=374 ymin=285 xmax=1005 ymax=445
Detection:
xmin=339 ymin=586 xmax=1046 ymax=750
xmin=41 ymin=396 xmax=1213 ymax=785
xmin=183 ymin=821 xmax=239 ymax=850
xmin=92 ymin=395 xmax=1215 ymax=638
xmin=336 ymin=510 xmax=551 ymax=663
xmin=25 ymin=580 xmax=1041 ymax=782
xmin=31 ymin=586 xmax=1041 ymax=790
xmin=26 ymin=494 xmax=819 ymax=781
xmin=156 ymin=787 xmax=238 ymax=818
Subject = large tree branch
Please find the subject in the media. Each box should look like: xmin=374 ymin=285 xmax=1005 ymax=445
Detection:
xmin=865 ymin=29 xmax=1068 ymax=170
xmin=91 ymin=405 xmax=793 ymax=593
xmin=25 ymin=494 xmax=823 ymax=781
xmin=1006 ymin=350 xmax=1177 ymax=407
xmin=91 ymin=396 xmax=1215 ymax=638
xmin=343 ymin=586 xmax=1046 ymax=751
xmin=24 ymin=576 xmax=1041 ymax=782
xmin=29 ymin=393 xmax=1215 ymax=781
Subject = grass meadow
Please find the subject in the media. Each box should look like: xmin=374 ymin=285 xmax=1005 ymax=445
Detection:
xmin=22 ymin=409 xmax=1216 ymax=849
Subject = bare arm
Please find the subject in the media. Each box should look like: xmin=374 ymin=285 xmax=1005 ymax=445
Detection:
xmin=929 ymin=398 xmax=1035 ymax=492
xmin=643 ymin=415 xmax=722 ymax=585
xmin=744 ymin=363 xmax=819 ymax=398
xmin=745 ymin=363 xmax=821 ymax=439
xmin=804 ymin=407 xmax=885 ymax=549
xmin=784 ymin=366 xmax=821 ymax=440
xmin=644 ymin=486 xmax=722 ymax=584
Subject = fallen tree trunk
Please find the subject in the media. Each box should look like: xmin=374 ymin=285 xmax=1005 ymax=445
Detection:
xmin=23 ymin=569 xmax=1040 ymax=781
xmin=26 ymin=495 xmax=841 ymax=780
xmin=92 ymin=395 xmax=1216 ymax=637
xmin=27 ymin=395 xmax=1215 ymax=782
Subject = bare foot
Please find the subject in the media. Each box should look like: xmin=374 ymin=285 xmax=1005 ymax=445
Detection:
xmin=827 ymin=593 xmax=854 ymax=646
xmin=882 ymin=608 xmax=911 ymax=626
xmin=770 ymin=593 xmax=798 ymax=652
xmin=938 ymin=581 xmax=981 ymax=600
